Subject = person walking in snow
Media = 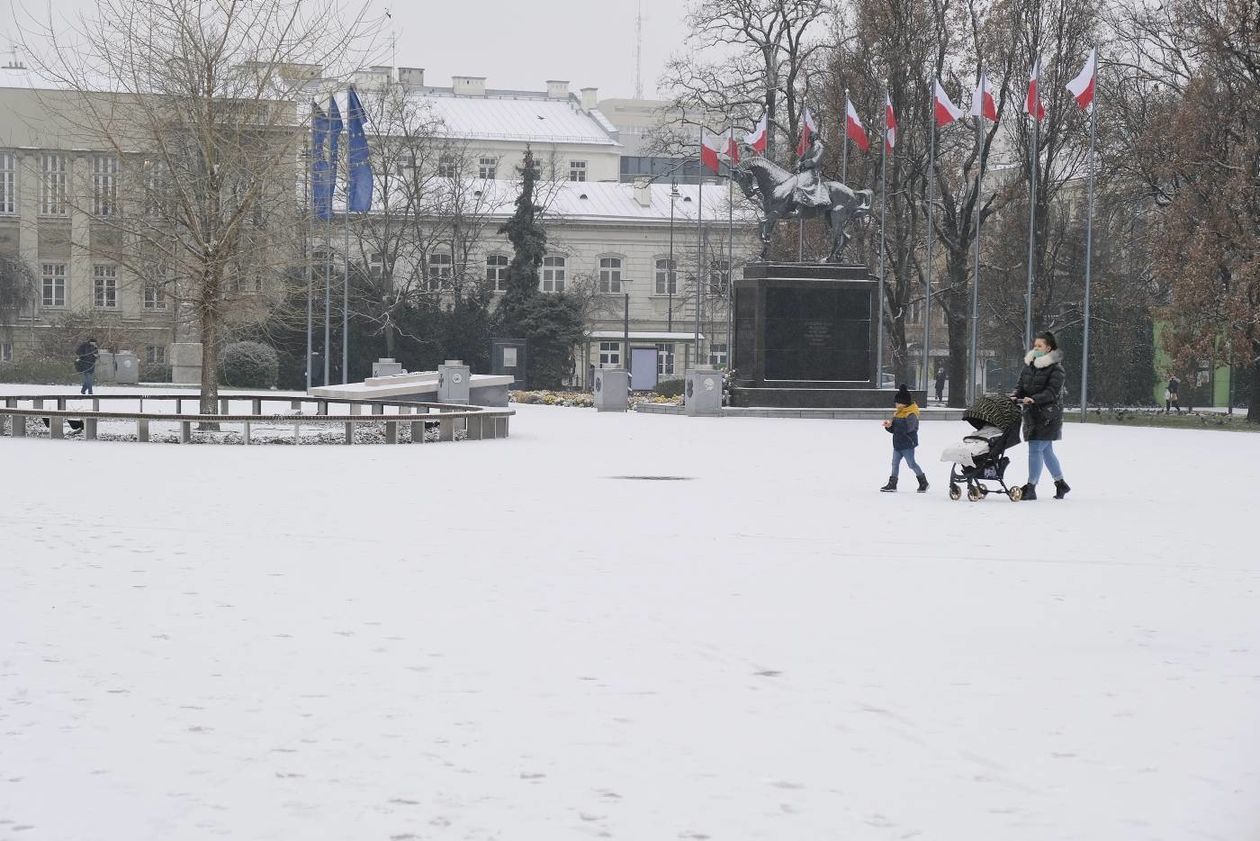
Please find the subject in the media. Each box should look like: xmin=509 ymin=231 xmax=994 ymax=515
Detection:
xmin=934 ymin=366 xmax=947 ymax=404
xmin=1165 ymin=374 xmax=1181 ymax=414
xmin=881 ymin=385 xmax=928 ymax=493
xmin=74 ymin=337 xmax=99 ymax=395
xmin=1012 ymin=331 xmax=1070 ymax=500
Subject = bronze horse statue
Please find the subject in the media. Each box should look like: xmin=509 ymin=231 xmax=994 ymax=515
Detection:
xmin=732 ymin=156 xmax=873 ymax=262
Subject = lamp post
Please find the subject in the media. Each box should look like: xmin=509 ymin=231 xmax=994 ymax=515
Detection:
xmin=668 ymin=180 xmax=679 ymax=333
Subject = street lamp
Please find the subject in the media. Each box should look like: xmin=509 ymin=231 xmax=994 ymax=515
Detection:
xmin=668 ymin=179 xmax=679 ymax=333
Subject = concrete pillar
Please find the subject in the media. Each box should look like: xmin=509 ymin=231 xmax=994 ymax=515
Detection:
xmin=171 ymin=342 xmax=203 ymax=385
xmin=410 ymin=420 xmax=426 ymax=442
xmin=180 ymin=421 xmax=192 ymax=443
xmin=137 ymin=419 xmax=149 ymax=442
xmin=438 ymin=416 xmax=454 ymax=442
xmin=385 ymin=421 xmax=398 ymax=444
xmin=684 ymin=368 xmax=724 ymax=417
xmin=594 ymin=369 xmax=629 ymax=412
xmin=437 ymin=360 xmax=471 ymax=404
xmin=344 ymin=422 xmax=354 ymax=444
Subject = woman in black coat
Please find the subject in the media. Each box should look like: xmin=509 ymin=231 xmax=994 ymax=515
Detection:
xmin=1012 ymin=331 xmax=1070 ymax=500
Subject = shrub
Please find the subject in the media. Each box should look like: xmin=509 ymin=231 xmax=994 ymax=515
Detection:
xmin=0 ymin=357 xmax=79 ymax=385
xmin=219 ymin=341 xmax=279 ymax=389
xmin=655 ymin=378 xmax=685 ymax=398
xmin=140 ymin=362 xmax=172 ymax=383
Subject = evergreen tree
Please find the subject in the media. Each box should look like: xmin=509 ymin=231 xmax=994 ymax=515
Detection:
xmin=495 ymin=147 xmax=586 ymax=388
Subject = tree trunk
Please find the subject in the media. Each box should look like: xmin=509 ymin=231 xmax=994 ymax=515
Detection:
xmin=1248 ymin=344 xmax=1260 ymax=424
xmin=198 ymin=282 xmax=220 ymax=430
xmin=945 ymin=309 xmax=969 ymax=409
xmin=385 ymin=321 xmax=397 ymax=359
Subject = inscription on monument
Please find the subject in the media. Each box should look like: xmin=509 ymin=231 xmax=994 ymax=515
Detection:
xmin=763 ymin=287 xmax=870 ymax=381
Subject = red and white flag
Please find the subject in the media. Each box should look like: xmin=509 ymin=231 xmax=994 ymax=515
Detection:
xmin=726 ymin=132 xmax=741 ymax=164
xmin=1066 ymin=48 xmax=1096 ymax=111
xmin=970 ymin=73 xmax=997 ymax=122
xmin=795 ymin=107 xmax=818 ymax=157
xmin=744 ymin=113 xmax=768 ymax=155
xmin=1025 ymin=59 xmax=1046 ymax=121
xmin=700 ymin=131 xmax=724 ymax=173
xmin=884 ymin=92 xmax=897 ymax=151
xmin=845 ymin=98 xmax=870 ymax=152
xmin=933 ymin=79 xmax=964 ymax=127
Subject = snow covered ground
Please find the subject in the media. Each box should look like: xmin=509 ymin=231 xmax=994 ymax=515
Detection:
xmin=2 ymin=387 xmax=1259 ymax=841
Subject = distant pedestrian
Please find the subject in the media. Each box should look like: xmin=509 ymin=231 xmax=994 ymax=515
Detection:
xmin=880 ymin=385 xmax=928 ymax=493
xmin=934 ymin=367 xmax=947 ymax=403
xmin=1166 ymin=374 xmax=1181 ymax=414
xmin=1012 ymin=331 xmax=1070 ymax=501
xmin=74 ymin=338 xmax=99 ymax=395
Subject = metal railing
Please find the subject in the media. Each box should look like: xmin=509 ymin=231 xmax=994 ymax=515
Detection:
xmin=0 ymin=393 xmax=513 ymax=445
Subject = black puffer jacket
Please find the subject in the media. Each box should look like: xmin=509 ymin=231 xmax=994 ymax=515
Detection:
xmin=1014 ymin=349 xmax=1066 ymax=441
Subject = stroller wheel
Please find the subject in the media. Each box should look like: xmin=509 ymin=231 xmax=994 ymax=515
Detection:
xmin=1008 ymin=486 xmax=1024 ymax=502
xmin=949 ymin=484 xmax=961 ymax=501
xmin=967 ymin=486 xmax=983 ymax=502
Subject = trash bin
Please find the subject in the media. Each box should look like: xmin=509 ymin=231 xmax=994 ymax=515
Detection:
xmin=438 ymin=360 xmax=471 ymax=404
xmin=685 ymin=368 xmax=723 ymax=416
xmin=115 ymin=351 xmax=140 ymax=384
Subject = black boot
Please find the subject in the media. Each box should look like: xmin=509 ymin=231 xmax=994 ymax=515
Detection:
xmin=916 ymin=474 xmax=929 ymax=493
xmin=1054 ymin=479 xmax=1071 ymax=500
xmin=1020 ymin=483 xmax=1037 ymax=501
xmin=880 ymin=476 xmax=898 ymax=493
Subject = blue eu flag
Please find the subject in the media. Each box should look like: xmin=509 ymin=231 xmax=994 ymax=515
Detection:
xmin=346 ymin=87 xmax=373 ymax=212
xmin=311 ymin=101 xmax=332 ymax=221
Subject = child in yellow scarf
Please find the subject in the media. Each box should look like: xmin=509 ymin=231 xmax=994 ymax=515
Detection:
xmin=881 ymin=385 xmax=928 ymax=493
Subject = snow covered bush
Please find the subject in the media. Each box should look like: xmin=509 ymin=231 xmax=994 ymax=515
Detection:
xmin=219 ymin=341 xmax=279 ymax=389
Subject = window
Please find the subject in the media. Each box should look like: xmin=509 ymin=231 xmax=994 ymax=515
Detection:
xmin=369 ymin=252 xmax=384 ymax=279
xmin=709 ymin=342 xmax=728 ymax=368
xmin=478 ymin=156 xmax=497 ymax=179
xmin=93 ymin=265 xmax=117 ymax=308
xmin=143 ymin=159 xmax=167 ymax=216
xmin=569 ymin=160 xmax=587 ymax=182
xmin=0 ymin=342 xmax=12 ymax=363
xmin=709 ymin=259 xmax=731 ymax=295
xmin=143 ymin=282 xmax=167 ymax=310
xmin=145 ymin=345 xmax=167 ymax=364
xmin=92 ymin=155 xmax=118 ymax=216
xmin=427 ymin=251 xmax=453 ymax=290
xmin=541 ymin=255 xmax=566 ymax=292
xmin=654 ymin=258 xmax=677 ymax=295
xmin=656 ymin=343 xmax=675 ymax=376
xmin=0 ymin=152 xmax=14 ymax=215
xmin=486 ymin=254 xmax=509 ymax=292
xmin=437 ymin=156 xmax=458 ymax=179
xmin=598 ymin=256 xmax=623 ymax=294
xmin=41 ymin=264 xmax=66 ymax=307
xmin=598 ymin=341 xmax=620 ymax=367
xmin=40 ymin=154 xmax=67 ymax=215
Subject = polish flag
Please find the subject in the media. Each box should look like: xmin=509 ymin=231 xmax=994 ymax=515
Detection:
xmin=1066 ymin=48 xmax=1096 ymax=111
xmin=970 ymin=72 xmax=998 ymax=122
xmin=884 ymin=92 xmax=897 ymax=152
xmin=726 ymin=132 xmax=741 ymax=164
xmin=1025 ymin=59 xmax=1046 ymax=121
xmin=933 ymin=79 xmax=964 ymax=127
xmin=744 ymin=113 xmax=768 ymax=155
xmin=845 ymin=98 xmax=870 ymax=152
xmin=795 ymin=107 xmax=818 ymax=157
xmin=700 ymin=131 xmax=724 ymax=173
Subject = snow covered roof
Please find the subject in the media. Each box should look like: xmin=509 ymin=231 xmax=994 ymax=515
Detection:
xmin=409 ymin=91 xmax=619 ymax=146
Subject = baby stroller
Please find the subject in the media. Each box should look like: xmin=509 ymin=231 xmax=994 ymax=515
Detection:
xmin=940 ymin=394 xmax=1024 ymax=502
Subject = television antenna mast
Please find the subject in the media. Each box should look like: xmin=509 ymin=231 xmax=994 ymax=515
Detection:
xmin=634 ymin=0 xmax=643 ymax=98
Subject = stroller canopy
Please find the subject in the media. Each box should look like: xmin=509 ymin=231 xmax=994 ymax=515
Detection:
xmin=963 ymin=394 xmax=1023 ymax=434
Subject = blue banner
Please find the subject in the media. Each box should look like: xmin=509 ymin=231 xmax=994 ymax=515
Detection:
xmin=346 ymin=87 xmax=373 ymax=213
xmin=311 ymin=101 xmax=332 ymax=221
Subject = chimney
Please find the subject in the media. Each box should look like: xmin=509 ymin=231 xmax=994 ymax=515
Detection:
xmin=398 ymin=67 xmax=425 ymax=88
xmin=452 ymin=75 xmax=486 ymax=96
xmin=580 ymin=86 xmax=598 ymax=111
xmin=546 ymin=80 xmax=570 ymax=99
xmin=632 ymin=177 xmax=652 ymax=208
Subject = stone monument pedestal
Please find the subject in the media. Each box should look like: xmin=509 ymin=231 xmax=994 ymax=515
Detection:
xmin=732 ymin=263 xmax=924 ymax=408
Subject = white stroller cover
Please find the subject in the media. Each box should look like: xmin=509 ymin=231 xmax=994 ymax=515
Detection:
xmin=940 ymin=424 xmax=1006 ymax=467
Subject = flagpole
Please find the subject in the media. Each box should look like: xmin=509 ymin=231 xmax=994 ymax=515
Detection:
xmin=727 ymin=127 xmax=736 ymax=365
xmin=1025 ymin=64 xmax=1040 ymax=350
xmin=342 ymin=203 xmax=350 ymax=385
xmin=1080 ymin=52 xmax=1097 ymax=422
xmin=842 ymin=90 xmax=850 ymax=183
xmin=968 ymin=68 xmax=984 ymax=405
xmin=876 ymin=82 xmax=888 ymax=389
xmin=923 ymin=86 xmax=936 ymax=395
xmin=695 ymin=122 xmax=704 ymax=365
xmin=304 ymin=143 xmax=313 ymax=393
xmin=323 ymin=220 xmax=331 ymax=388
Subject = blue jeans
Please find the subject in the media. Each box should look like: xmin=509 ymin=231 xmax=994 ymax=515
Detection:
xmin=1027 ymin=440 xmax=1063 ymax=485
xmin=81 ymin=370 xmax=94 ymax=395
xmin=891 ymin=448 xmax=924 ymax=478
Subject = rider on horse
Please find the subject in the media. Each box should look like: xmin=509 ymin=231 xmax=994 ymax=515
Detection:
xmin=791 ymin=134 xmax=831 ymax=211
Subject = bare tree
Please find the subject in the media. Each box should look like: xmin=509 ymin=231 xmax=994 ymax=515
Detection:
xmin=19 ymin=0 xmax=377 ymax=415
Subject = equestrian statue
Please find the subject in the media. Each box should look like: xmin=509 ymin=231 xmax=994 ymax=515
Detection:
xmin=731 ymin=133 xmax=873 ymax=263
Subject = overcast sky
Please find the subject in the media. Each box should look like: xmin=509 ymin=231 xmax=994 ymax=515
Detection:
xmin=13 ymin=0 xmax=691 ymax=101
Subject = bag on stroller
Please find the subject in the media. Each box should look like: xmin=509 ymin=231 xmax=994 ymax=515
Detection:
xmin=940 ymin=394 xmax=1024 ymax=501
